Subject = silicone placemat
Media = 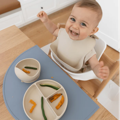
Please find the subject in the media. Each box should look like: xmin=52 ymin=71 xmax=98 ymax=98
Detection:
xmin=3 ymin=45 xmax=99 ymax=120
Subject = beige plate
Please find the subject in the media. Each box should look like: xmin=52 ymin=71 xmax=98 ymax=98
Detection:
xmin=23 ymin=79 xmax=68 ymax=120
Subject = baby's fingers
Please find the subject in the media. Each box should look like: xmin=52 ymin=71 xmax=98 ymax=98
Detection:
xmin=100 ymin=66 xmax=109 ymax=72
xmin=102 ymin=73 xmax=109 ymax=79
xmin=98 ymin=73 xmax=108 ymax=80
xmin=99 ymin=71 xmax=109 ymax=80
xmin=37 ymin=11 xmax=44 ymax=18
xmin=100 ymin=69 xmax=109 ymax=74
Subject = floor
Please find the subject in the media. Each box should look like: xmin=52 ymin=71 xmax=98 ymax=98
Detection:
xmin=20 ymin=4 xmax=120 ymax=119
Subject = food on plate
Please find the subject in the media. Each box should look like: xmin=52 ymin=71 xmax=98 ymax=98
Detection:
xmin=40 ymin=84 xmax=59 ymax=90
xmin=30 ymin=105 xmax=36 ymax=113
xmin=30 ymin=99 xmax=36 ymax=105
xmin=41 ymin=97 xmax=47 ymax=120
xmin=56 ymin=95 xmax=64 ymax=110
xmin=29 ymin=99 xmax=36 ymax=113
xmin=49 ymin=93 xmax=62 ymax=102
xmin=24 ymin=66 xmax=37 ymax=70
xmin=22 ymin=68 xmax=30 ymax=74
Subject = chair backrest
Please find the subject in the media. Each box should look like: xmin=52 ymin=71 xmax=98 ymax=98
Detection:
xmin=48 ymin=23 xmax=119 ymax=98
xmin=94 ymin=38 xmax=106 ymax=60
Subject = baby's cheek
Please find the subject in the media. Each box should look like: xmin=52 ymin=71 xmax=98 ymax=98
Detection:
xmin=80 ymin=31 xmax=89 ymax=39
xmin=79 ymin=34 xmax=88 ymax=40
xmin=65 ymin=21 xmax=70 ymax=30
xmin=65 ymin=26 xmax=69 ymax=34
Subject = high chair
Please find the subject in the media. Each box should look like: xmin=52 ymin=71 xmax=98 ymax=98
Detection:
xmin=48 ymin=23 xmax=119 ymax=98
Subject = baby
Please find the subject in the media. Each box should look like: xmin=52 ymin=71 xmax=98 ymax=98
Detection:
xmin=37 ymin=0 xmax=109 ymax=80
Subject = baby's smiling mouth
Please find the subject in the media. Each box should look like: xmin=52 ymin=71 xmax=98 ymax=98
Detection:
xmin=70 ymin=30 xmax=79 ymax=36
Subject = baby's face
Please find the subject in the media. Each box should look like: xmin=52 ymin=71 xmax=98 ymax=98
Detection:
xmin=65 ymin=6 xmax=98 ymax=40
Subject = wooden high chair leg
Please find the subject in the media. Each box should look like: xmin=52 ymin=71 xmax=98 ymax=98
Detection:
xmin=93 ymin=61 xmax=119 ymax=98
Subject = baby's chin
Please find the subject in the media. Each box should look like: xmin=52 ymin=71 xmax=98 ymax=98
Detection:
xmin=68 ymin=30 xmax=80 ymax=40
xmin=65 ymin=27 xmax=84 ymax=40
xmin=69 ymin=34 xmax=86 ymax=41
xmin=69 ymin=36 xmax=79 ymax=40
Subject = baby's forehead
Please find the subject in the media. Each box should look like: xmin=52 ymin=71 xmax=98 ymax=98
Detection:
xmin=71 ymin=6 xmax=99 ymax=25
xmin=72 ymin=6 xmax=97 ymax=15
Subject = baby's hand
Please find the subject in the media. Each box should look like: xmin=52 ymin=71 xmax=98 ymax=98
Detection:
xmin=37 ymin=11 xmax=48 ymax=23
xmin=93 ymin=61 xmax=109 ymax=80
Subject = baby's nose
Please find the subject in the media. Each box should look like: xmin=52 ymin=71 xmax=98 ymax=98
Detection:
xmin=72 ymin=23 xmax=79 ymax=29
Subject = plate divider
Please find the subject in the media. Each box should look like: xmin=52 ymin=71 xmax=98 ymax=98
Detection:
xmin=44 ymin=97 xmax=59 ymax=120
xmin=34 ymin=83 xmax=59 ymax=119
xmin=34 ymin=83 xmax=45 ymax=97
xmin=45 ymin=88 xmax=64 ymax=118
xmin=45 ymin=87 xmax=63 ymax=99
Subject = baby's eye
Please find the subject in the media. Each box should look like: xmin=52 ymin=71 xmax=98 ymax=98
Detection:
xmin=81 ymin=22 xmax=86 ymax=27
xmin=70 ymin=18 xmax=76 ymax=22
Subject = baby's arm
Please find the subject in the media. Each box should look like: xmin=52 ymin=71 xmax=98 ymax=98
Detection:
xmin=37 ymin=11 xmax=59 ymax=36
xmin=88 ymin=54 xmax=109 ymax=80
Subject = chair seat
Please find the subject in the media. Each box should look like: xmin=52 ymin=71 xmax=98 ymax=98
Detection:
xmin=0 ymin=0 xmax=21 ymax=14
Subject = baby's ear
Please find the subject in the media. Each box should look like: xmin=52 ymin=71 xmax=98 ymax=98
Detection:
xmin=90 ymin=27 xmax=99 ymax=35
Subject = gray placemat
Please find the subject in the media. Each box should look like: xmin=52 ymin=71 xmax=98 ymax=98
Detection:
xmin=3 ymin=45 xmax=99 ymax=120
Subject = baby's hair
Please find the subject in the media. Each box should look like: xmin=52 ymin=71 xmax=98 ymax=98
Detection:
xmin=75 ymin=0 xmax=102 ymax=25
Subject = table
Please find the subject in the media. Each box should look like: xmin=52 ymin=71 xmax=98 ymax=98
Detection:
xmin=0 ymin=25 xmax=115 ymax=120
